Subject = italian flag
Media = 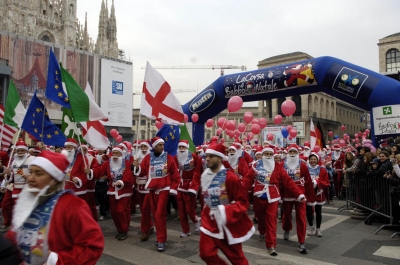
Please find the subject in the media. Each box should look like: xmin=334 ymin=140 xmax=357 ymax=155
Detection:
xmin=3 ymin=80 xmax=26 ymax=127
xmin=60 ymin=64 xmax=108 ymax=122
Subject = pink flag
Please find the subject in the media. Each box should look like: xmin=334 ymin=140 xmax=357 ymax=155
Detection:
xmin=80 ymin=82 xmax=110 ymax=149
xmin=141 ymin=62 xmax=184 ymax=125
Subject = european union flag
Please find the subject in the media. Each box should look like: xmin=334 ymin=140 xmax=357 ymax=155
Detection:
xmin=21 ymin=91 xmax=66 ymax=146
xmin=45 ymin=48 xmax=70 ymax=108
xmin=156 ymin=124 xmax=179 ymax=156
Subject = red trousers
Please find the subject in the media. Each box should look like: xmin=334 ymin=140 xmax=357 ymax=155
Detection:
xmin=83 ymin=192 xmax=98 ymax=221
xmin=130 ymin=188 xmax=139 ymax=213
xmin=138 ymin=192 xmax=154 ymax=233
xmin=253 ymin=197 xmax=279 ymax=248
xmin=282 ymin=201 xmax=306 ymax=244
xmin=1 ymin=190 xmax=13 ymax=227
xmin=177 ymin=192 xmax=198 ymax=233
xmin=199 ymin=232 xmax=248 ymax=265
xmin=109 ymin=195 xmax=131 ymax=233
xmin=149 ymin=190 xmax=169 ymax=243
xmin=334 ymin=171 xmax=343 ymax=196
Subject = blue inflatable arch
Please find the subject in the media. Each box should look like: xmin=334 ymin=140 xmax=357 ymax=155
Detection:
xmin=182 ymin=56 xmax=400 ymax=146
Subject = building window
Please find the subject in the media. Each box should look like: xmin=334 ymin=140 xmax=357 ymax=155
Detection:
xmin=141 ymin=120 xmax=146 ymax=126
xmin=151 ymin=120 xmax=155 ymax=125
xmin=292 ymin=95 xmax=302 ymax=117
xmin=386 ymin=48 xmax=400 ymax=72
xmin=132 ymin=120 xmax=136 ymax=126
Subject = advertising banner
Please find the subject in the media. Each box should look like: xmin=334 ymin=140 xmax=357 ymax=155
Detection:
xmin=372 ymin=105 xmax=400 ymax=135
xmin=100 ymin=58 xmax=133 ymax=127
xmin=262 ymin=126 xmax=296 ymax=148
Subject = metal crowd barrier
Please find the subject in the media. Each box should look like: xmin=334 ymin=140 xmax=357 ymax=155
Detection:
xmin=341 ymin=171 xmax=400 ymax=235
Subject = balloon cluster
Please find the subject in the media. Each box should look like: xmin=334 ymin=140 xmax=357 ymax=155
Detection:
xmin=327 ymin=125 xmax=371 ymax=148
xmin=110 ymin=129 xmax=123 ymax=143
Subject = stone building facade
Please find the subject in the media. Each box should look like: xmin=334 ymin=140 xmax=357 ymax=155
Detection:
xmin=378 ymin=32 xmax=400 ymax=74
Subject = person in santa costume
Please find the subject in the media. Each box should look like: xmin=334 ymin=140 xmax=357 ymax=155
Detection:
xmin=94 ymin=148 xmax=110 ymax=221
xmin=331 ymin=144 xmax=345 ymax=197
xmin=281 ymin=144 xmax=316 ymax=254
xmin=300 ymin=143 xmax=311 ymax=162
xmin=132 ymin=137 xmax=180 ymax=252
xmin=135 ymin=140 xmax=155 ymax=241
xmin=234 ymin=141 xmax=253 ymax=165
xmin=89 ymin=146 xmax=133 ymax=240
xmin=227 ymin=145 xmax=249 ymax=179
xmin=243 ymin=146 xmax=304 ymax=256
xmin=199 ymin=142 xmax=255 ymax=265
xmin=5 ymin=150 xmax=104 ymax=265
xmin=306 ymin=153 xmax=330 ymax=237
xmin=173 ymin=140 xmax=202 ymax=237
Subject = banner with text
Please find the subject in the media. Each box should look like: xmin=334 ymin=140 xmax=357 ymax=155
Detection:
xmin=262 ymin=126 xmax=297 ymax=148
xmin=372 ymin=104 xmax=400 ymax=135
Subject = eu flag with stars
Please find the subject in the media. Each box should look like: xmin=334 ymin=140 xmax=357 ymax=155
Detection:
xmin=156 ymin=124 xmax=179 ymax=156
xmin=21 ymin=91 xmax=66 ymax=146
xmin=45 ymin=48 xmax=70 ymax=108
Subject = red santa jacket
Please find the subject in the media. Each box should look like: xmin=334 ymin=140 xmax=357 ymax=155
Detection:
xmin=230 ymin=156 xmax=249 ymax=179
xmin=0 ymin=151 xmax=10 ymax=168
xmin=86 ymin=154 xmax=100 ymax=192
xmin=6 ymin=193 xmax=104 ymax=264
xmin=243 ymin=161 xmax=303 ymax=203
xmin=173 ymin=152 xmax=202 ymax=194
xmin=64 ymin=153 xmax=89 ymax=196
xmin=308 ymin=164 xmax=330 ymax=205
xmin=281 ymin=161 xmax=316 ymax=203
xmin=92 ymin=160 xmax=134 ymax=199
xmin=331 ymin=151 xmax=345 ymax=171
xmin=200 ymin=167 xmax=255 ymax=245
xmin=242 ymin=150 xmax=253 ymax=165
xmin=136 ymin=151 xmax=180 ymax=194
xmin=6 ymin=155 xmax=35 ymax=198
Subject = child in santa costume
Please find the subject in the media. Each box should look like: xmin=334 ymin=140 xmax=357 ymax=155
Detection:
xmin=199 ymin=142 xmax=255 ymax=265
xmin=173 ymin=140 xmax=202 ymax=237
xmin=243 ymin=147 xmax=304 ymax=256
xmin=281 ymin=144 xmax=316 ymax=254
xmin=306 ymin=153 xmax=330 ymax=237
xmin=6 ymin=151 xmax=104 ymax=265
xmin=94 ymin=148 xmax=110 ymax=221
xmin=89 ymin=146 xmax=133 ymax=240
xmin=132 ymin=137 xmax=181 ymax=252
xmin=331 ymin=144 xmax=345 ymax=196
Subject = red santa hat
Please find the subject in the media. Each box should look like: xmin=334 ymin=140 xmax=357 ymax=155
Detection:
xmin=15 ymin=141 xmax=28 ymax=151
xmin=234 ymin=140 xmax=243 ymax=148
xmin=34 ymin=146 xmax=42 ymax=153
xmin=178 ymin=140 xmax=189 ymax=148
xmin=326 ymin=145 xmax=331 ymax=150
xmin=79 ymin=144 xmax=88 ymax=150
xmin=112 ymin=146 xmax=123 ymax=154
xmin=228 ymin=145 xmax=237 ymax=151
xmin=333 ymin=144 xmax=341 ymax=150
xmin=132 ymin=140 xmax=140 ymax=147
xmin=196 ymin=145 xmax=202 ymax=152
xmin=151 ymin=137 xmax=164 ymax=148
xmin=309 ymin=152 xmax=319 ymax=161
xmin=29 ymin=150 xmax=69 ymax=182
xmin=255 ymin=147 xmax=263 ymax=156
xmin=65 ymin=138 xmax=78 ymax=148
xmin=324 ymin=157 xmax=332 ymax=166
xmin=262 ymin=146 xmax=274 ymax=154
xmin=304 ymin=142 xmax=311 ymax=149
xmin=140 ymin=140 xmax=151 ymax=149
xmin=287 ymin=144 xmax=299 ymax=152
xmin=205 ymin=142 xmax=228 ymax=161
xmin=88 ymin=148 xmax=95 ymax=156
xmin=118 ymin=142 xmax=128 ymax=151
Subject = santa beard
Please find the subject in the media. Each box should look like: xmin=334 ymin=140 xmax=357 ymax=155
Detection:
xmin=333 ymin=151 xmax=341 ymax=159
xmin=245 ymin=149 xmax=252 ymax=155
xmin=228 ymin=152 xmax=239 ymax=167
xmin=61 ymin=149 xmax=76 ymax=163
xmin=318 ymin=151 xmax=326 ymax=159
xmin=96 ymin=154 xmax=104 ymax=164
xmin=12 ymin=184 xmax=52 ymax=230
xmin=13 ymin=153 xmax=28 ymax=167
xmin=110 ymin=156 xmax=123 ymax=171
xmin=262 ymin=157 xmax=275 ymax=172
xmin=303 ymin=150 xmax=311 ymax=157
xmin=177 ymin=150 xmax=189 ymax=165
xmin=286 ymin=154 xmax=299 ymax=170
xmin=137 ymin=150 xmax=150 ymax=163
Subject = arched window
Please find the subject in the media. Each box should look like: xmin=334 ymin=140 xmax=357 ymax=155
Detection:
xmin=386 ymin=48 xmax=400 ymax=72
xmin=41 ymin=35 xmax=51 ymax=42
xmin=292 ymin=95 xmax=302 ymax=117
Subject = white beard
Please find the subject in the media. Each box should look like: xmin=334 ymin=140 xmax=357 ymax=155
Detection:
xmin=61 ymin=149 xmax=76 ymax=163
xmin=303 ymin=150 xmax=311 ymax=157
xmin=318 ymin=151 xmax=326 ymax=159
xmin=96 ymin=154 xmax=104 ymax=164
xmin=286 ymin=155 xmax=299 ymax=170
xmin=327 ymin=150 xmax=332 ymax=155
xmin=228 ymin=152 xmax=239 ymax=167
xmin=262 ymin=157 xmax=275 ymax=172
xmin=137 ymin=150 xmax=150 ymax=163
xmin=177 ymin=150 xmax=189 ymax=165
xmin=12 ymin=184 xmax=51 ymax=230
xmin=121 ymin=150 xmax=127 ymax=159
xmin=13 ymin=153 xmax=28 ymax=167
xmin=110 ymin=156 xmax=123 ymax=171
xmin=245 ymin=150 xmax=252 ymax=155
xmin=333 ymin=151 xmax=341 ymax=160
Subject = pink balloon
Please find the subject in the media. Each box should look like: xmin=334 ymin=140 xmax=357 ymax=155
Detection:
xmin=286 ymin=125 xmax=293 ymax=131
xmin=227 ymin=96 xmax=243 ymax=113
xmin=327 ymin=141 xmax=330 ymax=144
xmin=340 ymin=125 xmax=346 ymax=131
xmin=183 ymin=114 xmax=189 ymax=123
xmin=226 ymin=120 xmax=236 ymax=131
xmin=243 ymin=112 xmax=254 ymax=124
xmin=234 ymin=130 xmax=241 ymax=138
xmin=288 ymin=136 xmax=293 ymax=141
xmin=217 ymin=117 xmax=226 ymax=128
xmin=116 ymin=135 xmax=123 ymax=143
xmin=358 ymin=132 xmax=362 ymax=137
xmin=212 ymin=136 xmax=219 ymax=141
xmin=155 ymin=120 xmax=164 ymax=129
xmin=216 ymin=128 xmax=223 ymax=136
xmin=191 ymin=114 xmax=199 ymax=123
xmin=274 ymin=115 xmax=283 ymax=125
xmin=247 ymin=132 xmax=254 ymax=141
xmin=365 ymin=129 xmax=370 ymax=134
xmin=354 ymin=133 xmax=358 ymax=138
xmin=206 ymin=119 xmax=214 ymax=128
xmin=259 ymin=118 xmax=267 ymax=129
xmin=352 ymin=139 xmax=355 ymax=143
xmin=313 ymin=145 xmax=321 ymax=152
xmin=252 ymin=118 xmax=260 ymax=125
xmin=251 ymin=124 xmax=261 ymax=134
xmin=339 ymin=139 xmax=346 ymax=147
xmin=110 ymin=129 xmax=119 ymax=138
xmin=267 ymin=133 xmax=274 ymax=141
xmin=289 ymin=128 xmax=297 ymax=137
xmin=328 ymin=131 xmax=333 ymax=137
xmin=281 ymin=100 xmax=296 ymax=117
xmin=238 ymin=123 xmax=246 ymax=133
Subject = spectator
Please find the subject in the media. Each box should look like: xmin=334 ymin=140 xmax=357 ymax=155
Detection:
xmin=388 ymin=153 xmax=400 ymax=224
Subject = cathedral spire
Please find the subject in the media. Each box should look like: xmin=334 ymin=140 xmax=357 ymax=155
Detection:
xmin=109 ymin=0 xmax=117 ymax=41
xmin=83 ymin=12 xmax=89 ymax=50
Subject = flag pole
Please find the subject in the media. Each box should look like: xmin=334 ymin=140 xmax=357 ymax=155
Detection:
xmin=74 ymin=122 xmax=88 ymax=170
xmin=0 ymin=122 xmax=4 ymax=148
xmin=6 ymin=128 xmax=22 ymax=168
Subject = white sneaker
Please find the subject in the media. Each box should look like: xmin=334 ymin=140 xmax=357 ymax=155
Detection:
xmin=268 ymin=247 xmax=277 ymax=256
xmin=180 ymin=232 xmax=191 ymax=238
xmin=315 ymin=228 xmax=322 ymax=237
xmin=99 ymin=216 xmax=105 ymax=221
xmin=307 ymin=226 xmax=315 ymax=236
xmin=194 ymin=221 xmax=200 ymax=232
xmin=283 ymin=230 xmax=290 ymax=240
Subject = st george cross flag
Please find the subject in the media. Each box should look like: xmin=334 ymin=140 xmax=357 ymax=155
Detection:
xmin=45 ymin=48 xmax=70 ymax=108
xmin=60 ymin=64 xmax=108 ymax=122
xmin=310 ymin=118 xmax=317 ymax=150
xmin=3 ymin=80 xmax=26 ymax=128
xmin=141 ymin=62 xmax=184 ymax=125
xmin=80 ymin=82 xmax=110 ymax=149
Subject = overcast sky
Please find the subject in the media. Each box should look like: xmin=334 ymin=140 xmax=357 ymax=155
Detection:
xmin=77 ymin=0 xmax=400 ymax=109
